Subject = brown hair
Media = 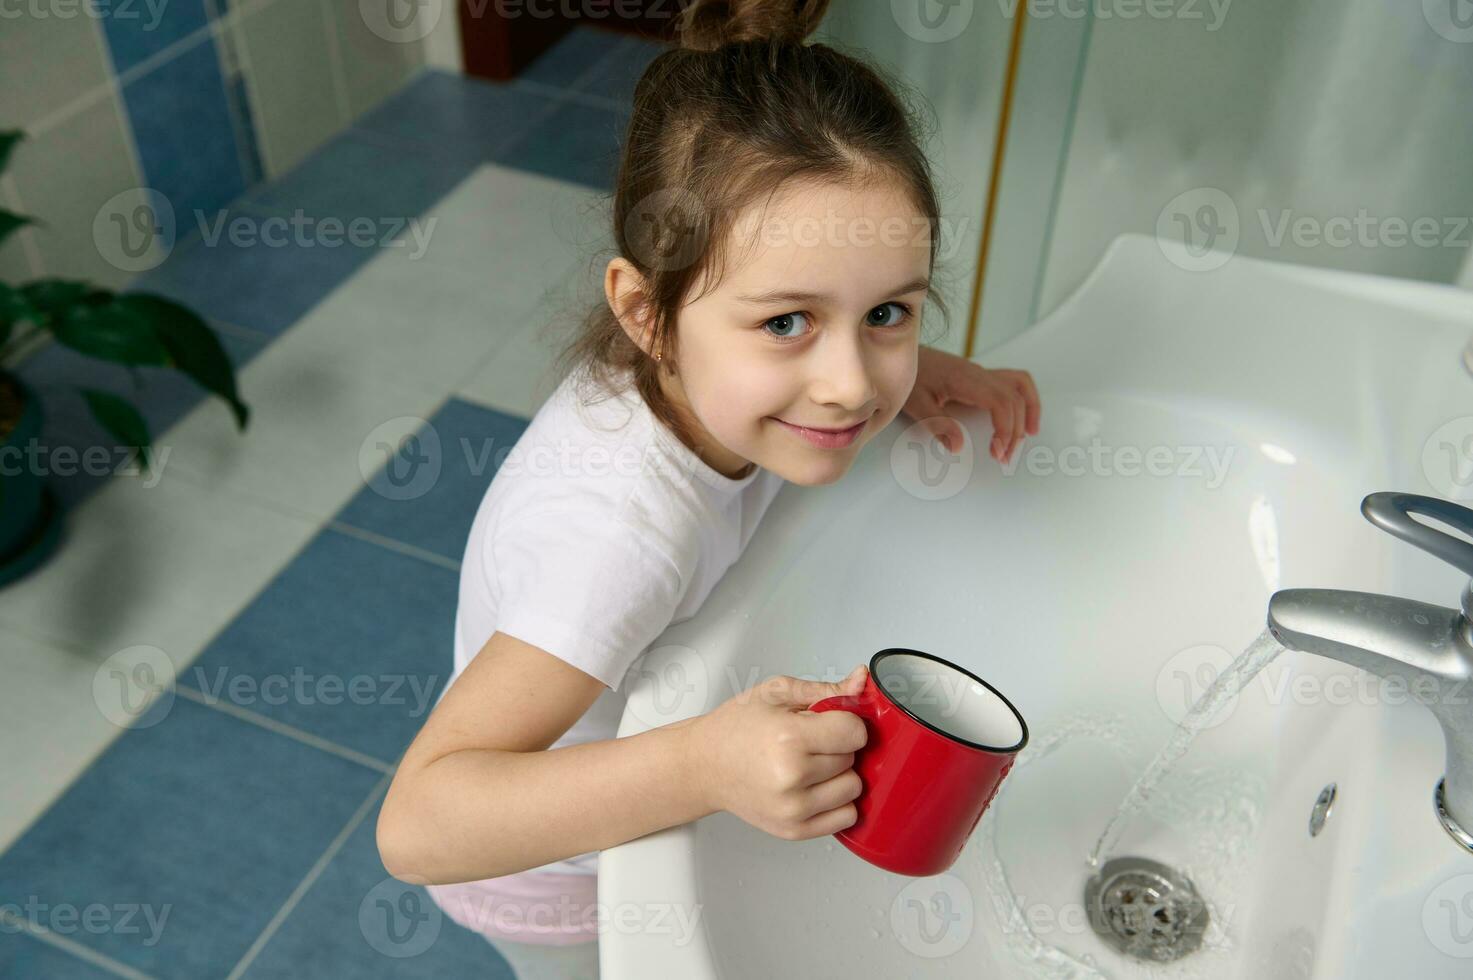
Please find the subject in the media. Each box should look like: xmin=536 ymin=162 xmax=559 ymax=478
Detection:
xmin=551 ymin=0 xmax=952 ymax=451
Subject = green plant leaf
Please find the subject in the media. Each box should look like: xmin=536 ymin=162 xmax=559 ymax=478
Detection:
xmin=52 ymin=296 xmax=171 ymax=366
xmin=0 ymin=283 xmax=32 ymax=349
xmin=0 ymin=209 xmax=31 ymax=248
xmin=0 ymin=131 xmax=21 ymax=175
xmin=20 ymin=279 xmax=91 ymax=317
xmin=78 ymin=387 xmax=152 ymax=472
xmin=118 ymin=293 xmax=249 ymax=430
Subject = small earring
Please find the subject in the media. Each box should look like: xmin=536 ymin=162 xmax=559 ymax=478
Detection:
xmin=654 ymin=350 xmax=662 ymax=362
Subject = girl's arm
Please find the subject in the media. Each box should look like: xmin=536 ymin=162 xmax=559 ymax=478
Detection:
xmin=376 ymin=629 xmax=714 ymax=884
xmin=378 ymin=630 xmax=870 ymax=885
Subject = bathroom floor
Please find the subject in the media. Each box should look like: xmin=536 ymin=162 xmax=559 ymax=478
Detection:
xmin=0 ymin=26 xmax=662 ymax=979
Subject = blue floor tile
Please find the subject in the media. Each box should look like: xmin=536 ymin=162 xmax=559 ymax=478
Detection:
xmin=335 ymin=399 xmax=530 ymax=563
xmin=0 ymin=696 xmax=384 ymax=979
xmin=181 ymin=528 xmax=459 ymax=764
xmin=16 ymin=327 xmax=264 ymax=511
xmin=0 ymin=932 xmax=123 ymax=979
xmin=131 ymin=212 xmax=372 ymax=336
xmin=574 ymin=33 xmax=668 ymax=107
xmin=497 ymin=98 xmax=629 ymax=191
xmin=243 ymin=129 xmax=472 ymax=226
xmin=520 ymin=24 xmax=629 ymax=92
xmin=241 ymin=796 xmax=516 ymax=978
xmin=356 ymin=69 xmax=563 ymax=169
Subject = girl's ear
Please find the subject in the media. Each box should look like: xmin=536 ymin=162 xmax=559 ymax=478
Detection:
xmin=605 ymin=256 xmax=657 ymax=356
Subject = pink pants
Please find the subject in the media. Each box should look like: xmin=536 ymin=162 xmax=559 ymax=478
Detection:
xmin=425 ymin=869 xmax=600 ymax=947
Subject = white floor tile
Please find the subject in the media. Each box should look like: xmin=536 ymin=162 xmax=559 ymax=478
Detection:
xmin=282 ymin=248 xmax=523 ymax=396
xmin=453 ymin=304 xmax=577 ymax=419
xmin=152 ymin=319 xmax=446 ymax=520
xmin=0 ymin=631 xmax=131 ymax=853
xmin=0 ymin=470 xmax=319 ymax=699
xmin=411 ymin=163 xmax=615 ymax=287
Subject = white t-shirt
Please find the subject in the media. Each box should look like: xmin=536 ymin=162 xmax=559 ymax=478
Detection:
xmin=436 ymin=364 xmax=785 ymax=876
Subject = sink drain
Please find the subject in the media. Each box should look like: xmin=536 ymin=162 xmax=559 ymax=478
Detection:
xmin=1084 ymin=857 xmax=1210 ymax=963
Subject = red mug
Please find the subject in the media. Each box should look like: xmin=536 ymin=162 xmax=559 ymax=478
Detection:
xmin=808 ymin=648 xmax=1029 ymax=876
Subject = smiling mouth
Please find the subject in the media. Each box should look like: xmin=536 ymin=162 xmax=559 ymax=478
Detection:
xmin=770 ymin=411 xmax=875 ymax=449
xmin=775 ymin=413 xmax=873 ymax=433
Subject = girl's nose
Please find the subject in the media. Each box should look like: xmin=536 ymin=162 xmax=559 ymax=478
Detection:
xmin=807 ymin=336 xmax=877 ymax=411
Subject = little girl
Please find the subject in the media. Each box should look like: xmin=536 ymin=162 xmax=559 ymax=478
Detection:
xmin=377 ymin=1 xmax=1040 ymax=975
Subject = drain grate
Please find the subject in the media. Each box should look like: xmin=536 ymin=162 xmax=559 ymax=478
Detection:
xmin=1084 ymin=857 xmax=1210 ymax=963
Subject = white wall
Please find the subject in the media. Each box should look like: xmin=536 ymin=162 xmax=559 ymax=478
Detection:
xmin=424 ymin=1 xmax=464 ymax=72
xmin=985 ymin=0 xmax=1473 ymax=345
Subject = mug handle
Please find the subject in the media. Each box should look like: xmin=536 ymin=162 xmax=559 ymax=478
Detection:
xmin=808 ymin=691 xmax=880 ymax=725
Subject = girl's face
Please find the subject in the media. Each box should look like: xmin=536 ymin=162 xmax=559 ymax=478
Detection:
xmin=641 ymin=178 xmax=931 ymax=487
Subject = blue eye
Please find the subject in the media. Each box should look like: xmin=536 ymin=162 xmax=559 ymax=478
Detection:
xmin=867 ymin=302 xmax=912 ymax=327
xmin=763 ymin=311 xmax=811 ymax=340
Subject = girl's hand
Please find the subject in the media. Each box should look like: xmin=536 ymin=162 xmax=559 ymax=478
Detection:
xmin=687 ymin=665 xmax=870 ymax=841
xmin=902 ymin=345 xmax=1041 ymax=463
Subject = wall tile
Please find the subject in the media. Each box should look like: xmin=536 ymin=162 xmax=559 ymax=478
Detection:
xmin=0 ymin=10 xmax=113 ymax=129
xmin=323 ymin=0 xmax=426 ymax=120
xmin=98 ymin=0 xmax=211 ymax=75
xmin=119 ymin=36 xmax=246 ymax=229
xmin=2 ymin=93 xmax=144 ymax=290
xmin=236 ymin=0 xmax=345 ymax=178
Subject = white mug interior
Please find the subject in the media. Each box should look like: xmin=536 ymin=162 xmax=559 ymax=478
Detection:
xmin=874 ymin=652 xmax=1023 ymax=750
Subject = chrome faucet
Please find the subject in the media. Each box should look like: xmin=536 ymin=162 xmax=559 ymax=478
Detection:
xmin=1267 ymin=492 xmax=1473 ymax=855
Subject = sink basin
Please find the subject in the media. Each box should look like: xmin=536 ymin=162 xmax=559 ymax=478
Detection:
xmin=600 ymin=234 xmax=1473 ymax=978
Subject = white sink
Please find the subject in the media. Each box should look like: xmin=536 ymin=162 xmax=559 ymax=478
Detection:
xmin=600 ymin=234 xmax=1473 ymax=978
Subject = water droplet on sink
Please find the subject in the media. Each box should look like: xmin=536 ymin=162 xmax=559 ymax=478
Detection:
xmin=869 ymin=928 xmax=881 ymax=939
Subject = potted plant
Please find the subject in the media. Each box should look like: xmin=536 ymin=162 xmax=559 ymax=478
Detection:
xmin=0 ymin=130 xmax=249 ymax=586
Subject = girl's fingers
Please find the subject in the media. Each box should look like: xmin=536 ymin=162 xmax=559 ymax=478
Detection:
xmin=803 ymin=751 xmax=856 ymax=786
xmin=1009 ymin=393 xmax=1027 ymax=462
xmin=1011 ymin=370 xmax=1042 ymax=435
xmin=990 ymin=395 xmax=1015 ymax=462
xmin=797 ymin=801 xmax=859 ymax=839
xmin=803 ymin=768 xmax=863 ymax=816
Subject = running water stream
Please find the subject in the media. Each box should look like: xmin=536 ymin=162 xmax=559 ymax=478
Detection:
xmin=1086 ymin=628 xmax=1284 ymax=871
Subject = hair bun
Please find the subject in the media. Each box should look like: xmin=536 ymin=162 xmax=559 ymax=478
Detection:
xmin=676 ymin=0 xmax=830 ymax=52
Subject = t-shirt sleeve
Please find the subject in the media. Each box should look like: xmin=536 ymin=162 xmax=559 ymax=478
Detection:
xmin=489 ymin=507 xmax=685 ymax=692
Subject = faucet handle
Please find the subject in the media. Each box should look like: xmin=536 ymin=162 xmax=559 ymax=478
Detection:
xmin=1362 ymin=492 xmax=1473 ymax=580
